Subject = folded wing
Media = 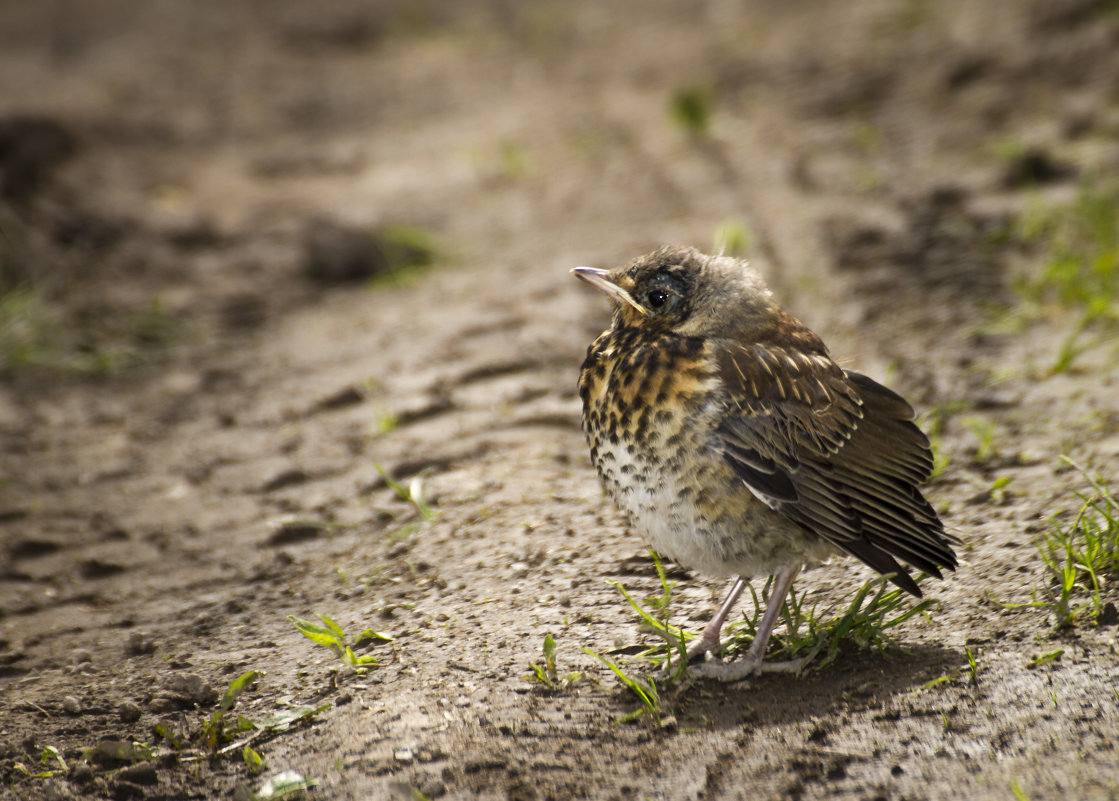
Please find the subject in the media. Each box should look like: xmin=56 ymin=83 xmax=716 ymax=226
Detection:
xmin=714 ymin=342 xmax=957 ymax=596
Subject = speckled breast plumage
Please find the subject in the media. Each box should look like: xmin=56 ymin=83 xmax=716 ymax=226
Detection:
xmin=578 ymin=326 xmax=836 ymax=578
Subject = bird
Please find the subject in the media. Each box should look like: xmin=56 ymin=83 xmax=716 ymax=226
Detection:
xmin=573 ymin=245 xmax=957 ymax=681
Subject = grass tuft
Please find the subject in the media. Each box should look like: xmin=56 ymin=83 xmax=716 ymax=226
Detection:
xmin=589 ymin=554 xmax=937 ymax=713
xmin=289 ymin=613 xmax=393 ymax=673
xmin=0 ymin=286 xmax=186 ymax=376
xmin=201 ymin=670 xmax=261 ymax=752
xmin=669 ymin=86 xmax=713 ymax=137
xmin=526 ymin=634 xmax=585 ymax=690
xmin=1013 ymin=458 xmax=1119 ymax=629
xmin=582 ymin=646 xmax=662 ymax=722
xmin=1012 ymin=180 xmax=1119 ymax=373
xmin=713 ymin=220 xmax=752 ymax=258
xmin=724 ymin=572 xmax=936 ymax=671
xmin=375 ymin=463 xmax=435 ymax=521
xmin=1026 ymin=648 xmax=1064 ymax=669
xmin=581 ymin=553 xmax=684 ymax=720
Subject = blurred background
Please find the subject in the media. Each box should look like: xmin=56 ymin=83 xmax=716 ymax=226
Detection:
xmin=2 ymin=3 xmax=1119 ymax=799
xmin=2 ymin=0 xmax=1116 ymax=380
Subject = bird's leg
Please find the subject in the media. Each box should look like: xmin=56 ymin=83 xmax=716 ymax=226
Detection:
xmin=687 ymin=576 xmax=747 ymax=662
xmin=691 ymin=565 xmax=803 ymax=682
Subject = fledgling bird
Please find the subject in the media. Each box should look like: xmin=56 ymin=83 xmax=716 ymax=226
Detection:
xmin=573 ymin=246 xmax=957 ymax=681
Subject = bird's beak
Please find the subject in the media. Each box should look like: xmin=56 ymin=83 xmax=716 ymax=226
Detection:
xmin=571 ymin=267 xmax=648 ymax=315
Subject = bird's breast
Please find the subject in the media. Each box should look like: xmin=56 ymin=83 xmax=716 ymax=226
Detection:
xmin=580 ymin=331 xmax=740 ymax=569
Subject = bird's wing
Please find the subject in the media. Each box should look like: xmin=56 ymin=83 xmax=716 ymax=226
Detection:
xmin=714 ymin=342 xmax=955 ymax=596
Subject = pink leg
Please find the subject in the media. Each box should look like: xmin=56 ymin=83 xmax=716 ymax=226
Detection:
xmin=691 ymin=565 xmax=803 ymax=682
xmin=687 ymin=576 xmax=747 ymax=662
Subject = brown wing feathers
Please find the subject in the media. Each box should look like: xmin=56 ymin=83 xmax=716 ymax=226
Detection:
xmin=715 ymin=342 xmax=956 ymax=596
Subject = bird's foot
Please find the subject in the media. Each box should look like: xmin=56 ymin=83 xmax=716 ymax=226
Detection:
xmin=685 ymin=633 xmax=723 ymax=664
xmin=689 ymin=655 xmax=806 ymax=683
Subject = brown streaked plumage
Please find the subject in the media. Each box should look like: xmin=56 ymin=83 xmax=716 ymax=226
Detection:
xmin=573 ymin=246 xmax=957 ymax=681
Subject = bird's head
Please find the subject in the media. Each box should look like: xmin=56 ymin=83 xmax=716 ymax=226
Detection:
xmin=572 ymin=246 xmax=781 ymax=341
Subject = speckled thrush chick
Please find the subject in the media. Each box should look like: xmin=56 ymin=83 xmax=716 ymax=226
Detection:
xmin=574 ymin=246 xmax=957 ymax=681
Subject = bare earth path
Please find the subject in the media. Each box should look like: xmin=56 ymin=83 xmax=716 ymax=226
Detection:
xmin=2 ymin=2 xmax=1119 ymax=799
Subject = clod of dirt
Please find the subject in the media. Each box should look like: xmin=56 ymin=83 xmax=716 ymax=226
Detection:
xmin=62 ymin=695 xmax=82 ymax=715
xmin=302 ymin=219 xmax=393 ymax=284
xmin=125 ymin=631 xmax=158 ymax=656
xmin=79 ymin=559 xmax=126 ymax=579
xmin=221 ymin=292 xmax=268 ymax=331
xmin=85 ymin=739 xmax=151 ymax=767
xmin=119 ymin=702 xmax=142 ymax=723
xmin=260 ymin=468 xmax=310 ymax=493
xmin=266 ymin=519 xmax=332 ymax=547
xmin=0 ymin=114 xmax=78 ymax=203
xmin=7 ymin=538 xmax=61 ymax=559
xmin=311 ymin=384 xmax=366 ymax=413
xmin=1098 ymin=602 xmax=1118 ymax=626
xmin=153 ymin=673 xmax=217 ymax=711
xmin=117 ymin=762 xmax=159 ymax=786
xmin=70 ymin=764 xmax=94 ymax=785
xmin=1002 ymin=147 xmax=1076 ymax=188
xmin=0 ymin=649 xmax=29 ymax=677
xmin=27 ymin=779 xmax=75 ymax=801
xmin=112 ymin=780 xmax=146 ymax=800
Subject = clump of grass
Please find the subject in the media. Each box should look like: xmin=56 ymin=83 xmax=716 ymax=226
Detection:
xmin=582 ymin=647 xmax=664 ymax=723
xmin=289 ymin=613 xmax=393 ymax=673
xmin=965 ymin=646 xmax=979 ymax=685
xmin=590 ymin=555 xmax=935 ymax=714
xmin=375 ymin=463 xmax=435 ymax=521
xmin=988 ymin=475 xmax=1014 ymax=505
xmin=961 ymin=414 xmax=998 ymax=462
xmin=1015 ymin=458 xmax=1119 ymax=629
xmin=669 ymin=86 xmax=713 ymax=137
xmin=526 ymin=634 xmax=585 ymax=690
xmin=582 ymin=552 xmax=686 ymax=721
xmin=608 ymin=552 xmax=691 ymax=681
xmin=201 ymin=670 xmax=262 ymax=751
xmin=1025 ymin=648 xmax=1064 ymax=669
xmin=1013 ymin=180 xmax=1119 ymax=373
xmin=713 ymin=220 xmax=753 ymax=258
xmin=373 ymin=405 xmax=399 ymax=434
xmin=11 ymin=745 xmax=68 ymax=779
xmin=13 ymin=670 xmax=330 ymax=793
xmin=0 ymin=286 xmax=185 ymax=376
xmin=0 ymin=285 xmax=55 ymax=371
xmin=921 ymin=645 xmax=980 ymax=690
xmin=725 ymin=573 xmax=936 ymax=671
xmin=376 ymin=224 xmax=440 ymax=272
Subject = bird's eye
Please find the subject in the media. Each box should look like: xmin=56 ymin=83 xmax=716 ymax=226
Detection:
xmin=646 ymin=289 xmax=669 ymax=309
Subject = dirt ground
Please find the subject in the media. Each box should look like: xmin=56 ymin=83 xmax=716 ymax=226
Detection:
xmin=2 ymin=1 xmax=1119 ymax=799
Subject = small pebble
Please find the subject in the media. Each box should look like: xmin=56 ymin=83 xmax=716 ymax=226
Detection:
xmin=69 ymin=764 xmax=94 ymax=785
xmin=117 ymin=762 xmax=158 ymax=786
xmin=119 ymin=701 xmax=142 ymax=723
xmin=125 ymin=632 xmax=157 ymax=656
xmin=420 ymin=778 xmax=447 ymax=798
xmin=394 ymin=747 xmax=414 ymax=764
xmin=160 ymin=673 xmax=217 ymax=707
xmin=62 ymin=696 xmax=82 ymax=715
